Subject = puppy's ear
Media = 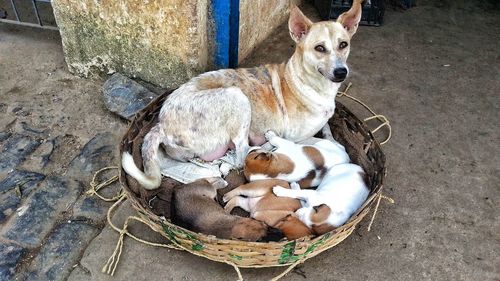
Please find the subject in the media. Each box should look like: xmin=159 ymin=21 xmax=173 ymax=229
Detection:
xmin=255 ymin=152 xmax=271 ymax=162
xmin=289 ymin=6 xmax=313 ymax=42
xmin=337 ymin=0 xmax=363 ymax=37
xmin=311 ymin=204 xmax=331 ymax=224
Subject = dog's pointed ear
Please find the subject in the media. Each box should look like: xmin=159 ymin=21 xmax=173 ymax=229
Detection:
xmin=289 ymin=6 xmax=313 ymax=43
xmin=337 ymin=0 xmax=363 ymax=37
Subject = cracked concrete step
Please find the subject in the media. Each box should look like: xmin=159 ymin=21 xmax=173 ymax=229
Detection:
xmin=0 ymin=176 xmax=84 ymax=247
xmin=0 ymin=170 xmax=45 ymax=223
xmin=20 ymin=221 xmax=100 ymax=281
xmin=0 ymin=134 xmax=42 ymax=178
xmin=0 ymin=242 xmax=27 ymax=280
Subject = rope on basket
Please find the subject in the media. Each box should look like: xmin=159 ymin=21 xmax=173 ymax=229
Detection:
xmin=86 ymin=167 xmax=182 ymax=276
xmin=367 ymin=193 xmax=395 ymax=232
xmin=337 ymin=83 xmax=392 ymax=145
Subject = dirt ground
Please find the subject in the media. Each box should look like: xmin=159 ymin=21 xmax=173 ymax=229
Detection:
xmin=1 ymin=0 xmax=499 ymax=280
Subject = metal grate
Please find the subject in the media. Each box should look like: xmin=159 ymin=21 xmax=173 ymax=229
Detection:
xmin=0 ymin=0 xmax=57 ymax=30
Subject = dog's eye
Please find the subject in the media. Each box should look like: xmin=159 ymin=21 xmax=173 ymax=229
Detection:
xmin=314 ymin=45 xmax=326 ymax=53
xmin=339 ymin=41 xmax=348 ymax=49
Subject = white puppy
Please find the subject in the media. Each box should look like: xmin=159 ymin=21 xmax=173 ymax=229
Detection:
xmin=244 ymin=131 xmax=350 ymax=187
xmin=273 ymin=163 xmax=369 ymax=235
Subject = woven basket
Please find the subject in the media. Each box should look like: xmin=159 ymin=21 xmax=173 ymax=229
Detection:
xmin=118 ymin=89 xmax=386 ymax=269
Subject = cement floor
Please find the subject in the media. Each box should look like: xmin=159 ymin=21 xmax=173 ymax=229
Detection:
xmin=1 ymin=0 xmax=499 ymax=280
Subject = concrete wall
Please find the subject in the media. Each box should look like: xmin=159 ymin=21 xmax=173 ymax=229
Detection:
xmin=52 ymin=0 xmax=208 ymax=88
xmin=52 ymin=0 xmax=299 ymax=87
xmin=238 ymin=0 xmax=301 ymax=62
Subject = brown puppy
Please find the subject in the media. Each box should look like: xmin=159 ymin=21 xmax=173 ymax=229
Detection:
xmin=172 ymin=177 xmax=268 ymax=241
xmin=223 ymin=179 xmax=312 ymax=240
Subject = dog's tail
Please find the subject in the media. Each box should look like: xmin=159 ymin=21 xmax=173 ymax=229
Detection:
xmin=121 ymin=125 xmax=162 ymax=190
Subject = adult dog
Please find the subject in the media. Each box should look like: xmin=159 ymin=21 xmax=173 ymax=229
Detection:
xmin=122 ymin=2 xmax=363 ymax=189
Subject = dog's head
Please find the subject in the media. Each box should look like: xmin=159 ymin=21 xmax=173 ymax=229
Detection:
xmin=289 ymin=1 xmax=363 ymax=83
xmin=243 ymin=149 xmax=295 ymax=181
xmin=275 ymin=214 xmax=313 ymax=240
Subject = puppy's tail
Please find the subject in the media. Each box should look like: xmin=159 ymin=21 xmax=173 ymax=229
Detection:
xmin=121 ymin=125 xmax=162 ymax=190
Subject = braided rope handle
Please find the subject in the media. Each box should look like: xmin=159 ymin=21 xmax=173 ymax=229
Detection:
xmin=337 ymin=83 xmax=392 ymax=145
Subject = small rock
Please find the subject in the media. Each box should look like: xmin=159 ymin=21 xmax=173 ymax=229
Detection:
xmin=11 ymin=106 xmax=30 ymax=117
xmin=20 ymin=122 xmax=48 ymax=136
xmin=22 ymin=221 xmax=99 ymax=281
xmin=103 ymin=73 xmax=158 ymax=120
xmin=0 ymin=242 xmax=26 ymax=280
xmin=1 ymin=176 xmax=84 ymax=247
xmin=66 ymin=132 xmax=117 ymax=182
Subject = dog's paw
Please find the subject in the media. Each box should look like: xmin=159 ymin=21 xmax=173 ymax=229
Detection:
xmin=222 ymin=192 xmax=233 ymax=203
xmin=273 ymin=186 xmax=289 ymax=197
xmin=264 ymin=130 xmax=277 ymax=141
xmin=290 ymin=182 xmax=301 ymax=190
xmin=223 ymin=200 xmax=235 ymax=213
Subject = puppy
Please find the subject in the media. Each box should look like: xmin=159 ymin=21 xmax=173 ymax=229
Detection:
xmin=172 ymin=177 xmax=268 ymax=241
xmin=223 ymin=179 xmax=312 ymax=240
xmin=244 ymin=131 xmax=350 ymax=187
xmin=122 ymin=1 xmax=364 ymax=189
xmin=273 ymin=163 xmax=369 ymax=235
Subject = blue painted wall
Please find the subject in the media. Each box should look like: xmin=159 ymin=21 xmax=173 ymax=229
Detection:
xmin=212 ymin=0 xmax=240 ymax=69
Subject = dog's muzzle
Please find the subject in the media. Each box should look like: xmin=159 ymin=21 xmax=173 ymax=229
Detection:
xmin=331 ymin=67 xmax=348 ymax=82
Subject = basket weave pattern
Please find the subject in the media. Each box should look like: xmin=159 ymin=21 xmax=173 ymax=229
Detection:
xmin=118 ymin=91 xmax=386 ymax=268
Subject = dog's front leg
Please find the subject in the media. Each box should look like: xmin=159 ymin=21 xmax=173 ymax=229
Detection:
xmin=227 ymin=88 xmax=251 ymax=167
xmin=273 ymin=186 xmax=314 ymax=201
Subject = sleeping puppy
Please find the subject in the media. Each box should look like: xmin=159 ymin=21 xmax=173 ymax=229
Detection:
xmin=172 ymin=177 xmax=268 ymax=241
xmin=223 ymin=179 xmax=313 ymax=240
xmin=273 ymin=163 xmax=369 ymax=235
xmin=244 ymin=131 xmax=350 ymax=187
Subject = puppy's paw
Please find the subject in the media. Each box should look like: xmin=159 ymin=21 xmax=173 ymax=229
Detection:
xmin=219 ymin=163 xmax=233 ymax=177
xmin=273 ymin=186 xmax=289 ymax=197
xmin=264 ymin=130 xmax=277 ymax=141
xmin=290 ymin=182 xmax=301 ymax=190
xmin=222 ymin=192 xmax=233 ymax=203
xmin=224 ymin=198 xmax=236 ymax=213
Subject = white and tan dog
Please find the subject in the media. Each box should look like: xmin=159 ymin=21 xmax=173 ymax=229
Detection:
xmin=273 ymin=163 xmax=369 ymax=235
xmin=244 ymin=131 xmax=350 ymax=187
xmin=122 ymin=2 xmax=364 ymax=189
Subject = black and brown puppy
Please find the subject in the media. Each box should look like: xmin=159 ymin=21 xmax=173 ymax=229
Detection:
xmin=172 ymin=177 xmax=268 ymax=241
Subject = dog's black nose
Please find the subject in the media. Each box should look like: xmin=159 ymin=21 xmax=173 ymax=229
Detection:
xmin=333 ymin=67 xmax=348 ymax=81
